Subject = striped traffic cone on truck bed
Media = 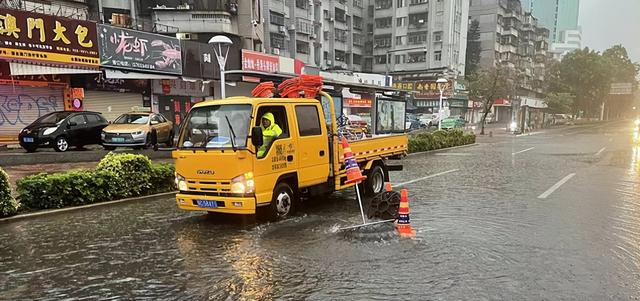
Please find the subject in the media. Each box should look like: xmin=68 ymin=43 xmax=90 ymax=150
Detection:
xmin=396 ymin=189 xmax=416 ymax=238
xmin=342 ymin=137 xmax=367 ymax=185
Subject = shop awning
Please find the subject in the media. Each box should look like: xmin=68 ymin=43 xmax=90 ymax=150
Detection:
xmin=9 ymin=62 xmax=101 ymax=76
xmin=104 ymin=69 xmax=179 ymax=79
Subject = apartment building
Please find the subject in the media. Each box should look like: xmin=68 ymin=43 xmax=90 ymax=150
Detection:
xmin=470 ymin=0 xmax=550 ymax=124
xmin=263 ymin=0 xmax=366 ymax=71
xmin=366 ymin=0 xmax=468 ymax=77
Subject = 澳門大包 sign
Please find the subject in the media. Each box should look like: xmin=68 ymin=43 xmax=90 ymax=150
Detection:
xmin=392 ymin=80 xmax=453 ymax=99
xmin=0 ymin=8 xmax=99 ymax=67
xmin=98 ymin=24 xmax=182 ymax=75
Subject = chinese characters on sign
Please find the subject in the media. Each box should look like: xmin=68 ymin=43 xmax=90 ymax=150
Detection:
xmin=241 ymin=49 xmax=279 ymax=73
xmin=0 ymin=8 xmax=99 ymax=66
xmin=345 ymin=98 xmax=372 ymax=108
xmin=98 ymin=25 xmax=182 ymax=75
xmin=392 ymin=80 xmax=453 ymax=99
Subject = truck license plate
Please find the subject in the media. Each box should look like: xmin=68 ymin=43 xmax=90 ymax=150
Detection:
xmin=196 ymin=200 xmax=218 ymax=208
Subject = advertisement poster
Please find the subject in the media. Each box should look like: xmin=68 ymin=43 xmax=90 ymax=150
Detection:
xmin=376 ymin=98 xmax=406 ymax=134
xmin=98 ymin=24 xmax=182 ymax=75
xmin=0 ymin=8 xmax=98 ymax=67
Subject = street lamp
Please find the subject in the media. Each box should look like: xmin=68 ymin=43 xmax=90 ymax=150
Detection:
xmin=208 ymin=35 xmax=233 ymax=99
xmin=436 ymin=77 xmax=447 ymax=130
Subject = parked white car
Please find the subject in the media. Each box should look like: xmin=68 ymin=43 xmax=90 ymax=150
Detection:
xmin=418 ymin=113 xmax=439 ymax=127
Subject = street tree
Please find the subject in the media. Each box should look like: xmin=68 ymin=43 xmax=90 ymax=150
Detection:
xmin=465 ymin=20 xmax=481 ymax=76
xmin=468 ymin=66 xmax=514 ymax=135
xmin=544 ymin=93 xmax=575 ymax=114
xmin=558 ymin=48 xmax=612 ymax=117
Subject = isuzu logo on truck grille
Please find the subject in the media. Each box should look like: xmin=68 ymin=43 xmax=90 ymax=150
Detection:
xmin=197 ymin=169 xmax=215 ymax=175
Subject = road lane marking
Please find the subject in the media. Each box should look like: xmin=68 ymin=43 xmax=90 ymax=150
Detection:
xmin=537 ymin=173 xmax=576 ymax=199
xmin=595 ymin=147 xmax=606 ymax=156
xmin=512 ymin=147 xmax=534 ymax=156
xmin=394 ymin=169 xmax=459 ymax=188
xmin=434 ymin=153 xmax=473 ymax=156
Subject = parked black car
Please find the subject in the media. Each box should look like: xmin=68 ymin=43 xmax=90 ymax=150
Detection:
xmin=18 ymin=111 xmax=109 ymax=152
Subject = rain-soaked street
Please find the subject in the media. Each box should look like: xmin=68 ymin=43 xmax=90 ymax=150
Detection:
xmin=2 ymin=121 xmax=640 ymax=300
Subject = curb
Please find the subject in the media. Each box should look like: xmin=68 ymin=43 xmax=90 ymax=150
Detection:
xmin=0 ymin=191 xmax=177 ymax=223
xmin=407 ymin=143 xmax=479 ymax=157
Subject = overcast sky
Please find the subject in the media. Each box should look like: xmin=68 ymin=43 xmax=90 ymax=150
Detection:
xmin=579 ymin=0 xmax=640 ymax=62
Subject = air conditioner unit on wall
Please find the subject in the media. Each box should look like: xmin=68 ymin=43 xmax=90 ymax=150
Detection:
xmin=326 ymin=60 xmax=332 ymax=65
xmin=273 ymin=48 xmax=281 ymax=55
xmin=279 ymin=26 xmax=286 ymax=33
xmin=176 ymin=33 xmax=192 ymax=40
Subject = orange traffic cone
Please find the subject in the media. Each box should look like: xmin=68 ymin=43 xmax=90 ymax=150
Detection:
xmin=342 ymin=137 xmax=367 ymax=184
xmin=385 ymin=182 xmax=393 ymax=192
xmin=396 ymin=189 xmax=416 ymax=238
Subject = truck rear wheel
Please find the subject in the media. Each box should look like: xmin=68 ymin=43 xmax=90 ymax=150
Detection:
xmin=364 ymin=165 xmax=386 ymax=197
xmin=259 ymin=182 xmax=297 ymax=221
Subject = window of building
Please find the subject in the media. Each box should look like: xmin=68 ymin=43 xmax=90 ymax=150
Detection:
xmin=295 ymin=106 xmax=322 ymax=136
xmin=335 ymin=29 xmax=347 ymax=42
xmin=409 ymin=12 xmax=428 ymax=27
xmin=374 ymin=34 xmax=392 ymax=48
xmin=375 ymin=0 xmax=392 ymax=9
xmin=434 ymin=50 xmax=442 ymax=61
xmin=397 ymin=0 xmax=406 ymax=7
xmin=296 ymin=40 xmax=310 ymax=54
xmin=408 ymin=31 xmax=428 ymax=45
xmin=354 ymin=0 xmax=364 ymax=7
xmin=396 ymin=17 xmax=406 ymax=27
xmin=394 ymin=54 xmax=406 ymax=64
xmin=395 ymin=35 xmax=406 ymax=46
xmin=408 ymin=52 xmax=426 ymax=63
xmin=335 ymin=8 xmax=346 ymax=22
xmin=353 ymin=54 xmax=362 ymax=65
xmin=375 ymin=17 xmax=392 ymax=28
xmin=297 ymin=18 xmax=314 ymax=35
xmin=353 ymin=33 xmax=364 ymax=46
xmin=433 ymin=31 xmax=442 ymax=42
xmin=354 ymin=16 xmax=363 ymax=30
xmin=270 ymin=33 xmax=285 ymax=49
xmin=410 ymin=0 xmax=428 ymax=5
xmin=270 ymin=11 xmax=285 ymax=26
xmin=367 ymin=24 xmax=374 ymax=33
xmin=375 ymin=55 xmax=387 ymax=64
xmin=296 ymin=0 xmax=307 ymax=9
xmin=324 ymin=51 xmax=329 ymax=60
xmin=335 ymin=50 xmax=346 ymax=62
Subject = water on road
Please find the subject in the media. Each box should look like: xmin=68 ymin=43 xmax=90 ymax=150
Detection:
xmin=2 ymin=121 xmax=640 ymax=300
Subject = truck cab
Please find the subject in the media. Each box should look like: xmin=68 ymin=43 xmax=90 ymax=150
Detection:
xmin=174 ymin=92 xmax=407 ymax=220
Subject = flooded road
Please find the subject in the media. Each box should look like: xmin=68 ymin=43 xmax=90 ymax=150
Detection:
xmin=2 ymin=121 xmax=640 ymax=300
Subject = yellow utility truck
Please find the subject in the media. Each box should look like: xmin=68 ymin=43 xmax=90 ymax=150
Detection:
xmin=173 ymin=90 xmax=407 ymax=220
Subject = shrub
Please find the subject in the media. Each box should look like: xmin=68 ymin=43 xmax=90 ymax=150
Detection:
xmin=17 ymin=154 xmax=175 ymax=211
xmin=0 ymin=167 xmax=19 ymax=217
xmin=97 ymin=152 xmax=153 ymax=198
xmin=408 ymin=129 xmax=476 ymax=153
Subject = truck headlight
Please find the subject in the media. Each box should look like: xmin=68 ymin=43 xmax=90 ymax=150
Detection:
xmin=634 ymin=119 xmax=640 ymax=126
xmin=231 ymin=172 xmax=254 ymax=194
xmin=175 ymin=173 xmax=188 ymax=191
xmin=42 ymin=127 xmax=58 ymax=136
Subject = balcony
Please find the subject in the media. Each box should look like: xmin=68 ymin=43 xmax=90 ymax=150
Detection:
xmin=153 ymin=9 xmax=237 ymax=34
xmin=502 ymin=27 xmax=519 ymax=37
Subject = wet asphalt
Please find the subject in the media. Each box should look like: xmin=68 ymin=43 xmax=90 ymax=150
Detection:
xmin=1 ymin=121 xmax=640 ymax=300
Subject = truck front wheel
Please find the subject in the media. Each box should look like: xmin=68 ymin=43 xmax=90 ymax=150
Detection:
xmin=259 ymin=182 xmax=297 ymax=221
xmin=364 ymin=165 xmax=386 ymax=196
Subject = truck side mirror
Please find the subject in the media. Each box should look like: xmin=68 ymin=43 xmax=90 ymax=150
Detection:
xmin=251 ymin=126 xmax=263 ymax=148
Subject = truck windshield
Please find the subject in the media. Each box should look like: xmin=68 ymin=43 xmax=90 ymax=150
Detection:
xmin=179 ymin=104 xmax=252 ymax=149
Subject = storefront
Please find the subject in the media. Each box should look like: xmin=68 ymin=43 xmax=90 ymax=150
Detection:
xmin=152 ymin=79 xmax=209 ymax=132
xmin=0 ymin=8 xmax=100 ymax=141
xmin=80 ymin=73 xmax=149 ymax=121
xmin=393 ymin=79 xmax=457 ymax=116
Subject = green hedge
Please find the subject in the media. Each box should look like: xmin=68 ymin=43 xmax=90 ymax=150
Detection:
xmin=409 ymin=129 xmax=476 ymax=153
xmin=17 ymin=153 xmax=175 ymax=211
xmin=0 ymin=167 xmax=19 ymax=217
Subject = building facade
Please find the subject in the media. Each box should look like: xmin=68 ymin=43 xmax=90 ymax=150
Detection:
xmin=469 ymin=0 xmax=549 ymax=125
xmin=549 ymin=28 xmax=581 ymax=60
xmin=522 ymin=0 xmax=579 ymax=42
